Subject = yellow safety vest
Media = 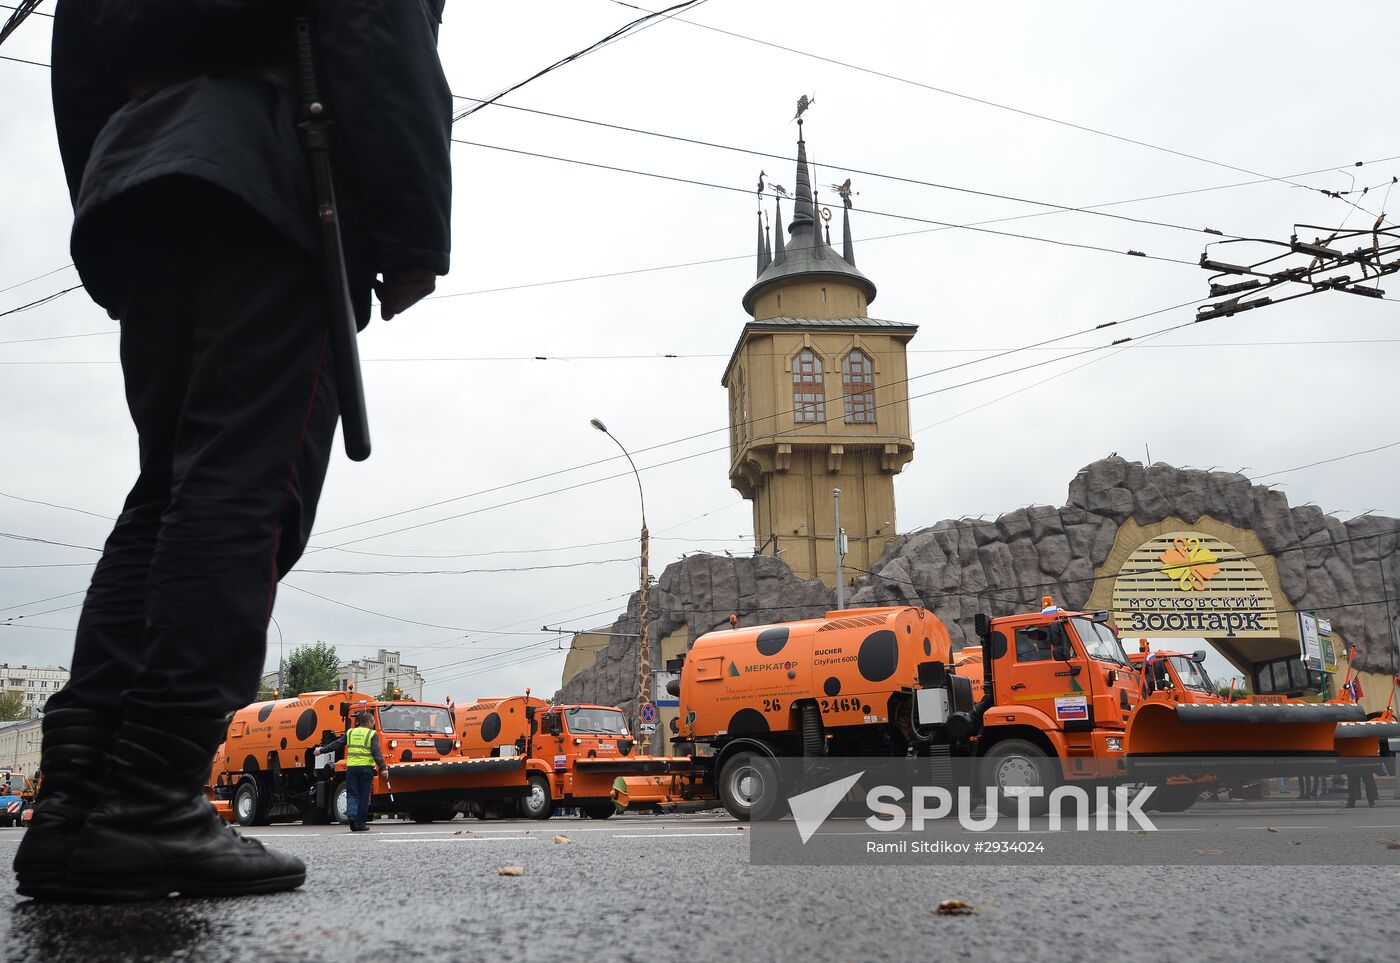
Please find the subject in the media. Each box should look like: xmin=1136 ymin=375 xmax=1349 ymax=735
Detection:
xmin=346 ymin=726 xmax=376 ymax=767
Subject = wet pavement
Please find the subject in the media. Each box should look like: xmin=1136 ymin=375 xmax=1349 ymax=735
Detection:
xmin=0 ymin=802 xmax=1396 ymax=962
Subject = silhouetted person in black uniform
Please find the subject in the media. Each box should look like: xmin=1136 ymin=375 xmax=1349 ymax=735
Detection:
xmin=17 ymin=0 xmax=451 ymax=902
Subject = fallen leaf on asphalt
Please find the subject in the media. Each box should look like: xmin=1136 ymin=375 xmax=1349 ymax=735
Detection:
xmin=1292 ymin=842 xmax=1302 ymax=846
xmin=1267 ymin=827 xmax=1279 ymax=833
xmin=497 ymin=866 xmax=524 ymax=877
xmin=453 ymin=830 xmax=468 ymax=836
xmin=936 ymin=899 xmax=976 ymax=916
xmin=1193 ymin=849 xmax=1223 ymax=856
xmin=553 ymin=835 xmax=572 ymax=845
xmin=1383 ymin=839 xmax=1400 ymax=850
xmin=736 ymin=826 xmax=747 ymax=832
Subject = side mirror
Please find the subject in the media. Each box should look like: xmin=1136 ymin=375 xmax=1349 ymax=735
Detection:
xmin=1049 ymin=623 xmax=1072 ymax=662
xmin=1191 ymin=650 xmax=1208 ymax=663
xmin=974 ymin=613 xmax=991 ymax=641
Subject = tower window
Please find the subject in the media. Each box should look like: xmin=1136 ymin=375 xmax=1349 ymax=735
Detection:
xmin=730 ymin=366 xmax=748 ymax=448
xmin=842 ymin=349 xmax=876 ymax=424
xmin=792 ymin=349 xmax=826 ymax=423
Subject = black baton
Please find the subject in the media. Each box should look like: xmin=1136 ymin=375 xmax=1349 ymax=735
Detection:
xmin=292 ymin=13 xmax=371 ymax=462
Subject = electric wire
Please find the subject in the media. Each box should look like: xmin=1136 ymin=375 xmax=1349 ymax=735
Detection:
xmin=451 ymin=137 xmax=1200 ymax=267
xmin=450 ymin=94 xmax=1240 ymax=241
xmin=308 ymin=295 xmax=1202 ymax=544
xmin=605 ymin=0 xmax=1384 ymax=213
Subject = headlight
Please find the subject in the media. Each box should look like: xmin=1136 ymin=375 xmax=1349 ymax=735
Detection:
xmin=389 ymin=740 xmax=398 ymax=749
xmin=1105 ymin=736 xmax=1123 ymax=752
xmin=454 ymin=740 xmax=461 ymax=748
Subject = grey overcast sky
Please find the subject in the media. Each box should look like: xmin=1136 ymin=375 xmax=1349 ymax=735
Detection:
xmin=2 ymin=1 xmax=1397 ymax=703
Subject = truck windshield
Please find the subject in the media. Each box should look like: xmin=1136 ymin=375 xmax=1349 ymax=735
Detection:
xmin=1168 ymin=656 xmax=1214 ymax=693
xmin=1069 ymin=618 xmax=1129 ymax=666
xmin=566 ymin=707 xmax=629 ymax=735
xmin=378 ymin=705 xmax=452 ymax=734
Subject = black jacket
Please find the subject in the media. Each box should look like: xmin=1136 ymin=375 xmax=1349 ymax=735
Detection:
xmin=51 ymin=0 xmax=452 ymax=321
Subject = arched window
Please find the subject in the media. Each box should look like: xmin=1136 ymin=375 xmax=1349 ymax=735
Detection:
xmin=730 ymin=366 xmax=748 ymax=448
xmin=842 ymin=349 xmax=875 ymax=424
xmin=792 ymin=349 xmax=826 ymax=423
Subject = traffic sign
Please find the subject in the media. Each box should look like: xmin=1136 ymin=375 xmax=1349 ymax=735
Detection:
xmin=639 ymin=702 xmax=657 ymax=724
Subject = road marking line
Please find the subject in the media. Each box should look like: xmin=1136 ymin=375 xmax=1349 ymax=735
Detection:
xmin=377 ymin=836 xmax=542 ymax=844
xmin=613 ymin=828 xmax=744 ymax=834
xmin=242 ymin=833 xmax=322 ymax=838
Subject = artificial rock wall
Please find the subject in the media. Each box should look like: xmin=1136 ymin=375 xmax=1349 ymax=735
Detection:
xmin=558 ymin=458 xmax=1400 ymax=706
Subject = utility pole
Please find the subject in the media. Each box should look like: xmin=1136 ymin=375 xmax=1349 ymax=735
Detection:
xmin=591 ymin=418 xmax=655 ymax=752
xmin=833 ymin=488 xmax=847 ymax=609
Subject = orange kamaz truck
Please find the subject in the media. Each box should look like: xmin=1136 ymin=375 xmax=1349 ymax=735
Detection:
xmin=1121 ymin=643 xmax=1366 ymax=810
xmin=672 ymin=600 xmax=1363 ymax=819
xmin=209 ymin=692 xmax=527 ymax=825
xmin=455 ymin=694 xmax=694 ymax=819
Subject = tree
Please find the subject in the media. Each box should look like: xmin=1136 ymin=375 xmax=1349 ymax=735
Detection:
xmin=375 ymin=684 xmax=398 ymax=702
xmin=0 ymin=691 xmax=26 ymax=721
xmin=283 ymin=642 xmax=341 ymax=696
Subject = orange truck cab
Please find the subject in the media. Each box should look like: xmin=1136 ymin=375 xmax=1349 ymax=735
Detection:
xmin=674 ymin=600 xmax=1150 ymax=819
xmin=209 ymin=692 xmax=527 ymax=826
xmin=456 ymin=695 xmax=691 ymax=820
xmin=1123 ymin=637 xmax=1366 ymax=788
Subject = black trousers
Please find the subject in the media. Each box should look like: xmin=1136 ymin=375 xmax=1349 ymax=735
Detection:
xmin=1347 ymin=768 xmax=1379 ymax=804
xmin=49 ymin=180 xmax=339 ymax=719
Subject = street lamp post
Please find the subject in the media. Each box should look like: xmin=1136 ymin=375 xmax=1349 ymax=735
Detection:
xmin=833 ymin=488 xmax=847 ymax=609
xmin=591 ymin=418 xmax=653 ymax=751
xmin=271 ymin=615 xmax=285 ymax=697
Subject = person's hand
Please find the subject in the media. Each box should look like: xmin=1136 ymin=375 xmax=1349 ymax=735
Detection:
xmin=374 ymin=269 xmax=437 ymax=320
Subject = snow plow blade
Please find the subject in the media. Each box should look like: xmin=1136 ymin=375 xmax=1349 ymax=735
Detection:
xmin=574 ymin=757 xmax=694 ymax=776
xmin=1126 ymin=701 xmax=1357 ymax=777
xmin=611 ymin=771 xmax=716 ymax=812
xmin=1334 ymin=719 xmax=1400 ymax=741
xmin=1173 ymin=703 xmax=1364 ymax=725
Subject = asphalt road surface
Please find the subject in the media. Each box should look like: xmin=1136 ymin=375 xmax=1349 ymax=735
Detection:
xmin=1 ymin=798 xmax=1397 ymax=962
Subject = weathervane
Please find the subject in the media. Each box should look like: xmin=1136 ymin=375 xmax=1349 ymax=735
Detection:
xmin=825 ymin=177 xmax=857 ymax=209
xmin=792 ymin=93 xmax=815 ymax=122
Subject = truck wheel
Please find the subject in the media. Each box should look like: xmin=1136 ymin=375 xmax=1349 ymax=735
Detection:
xmin=521 ymin=773 xmax=553 ymax=819
xmin=234 ymin=780 xmax=269 ymax=827
xmin=331 ymin=782 xmax=349 ymax=824
xmin=981 ymin=739 xmax=1058 ymax=817
xmin=581 ymin=802 xmax=615 ymax=820
xmin=719 ymin=751 xmax=780 ymax=822
xmin=1146 ymin=784 xmax=1200 ymax=813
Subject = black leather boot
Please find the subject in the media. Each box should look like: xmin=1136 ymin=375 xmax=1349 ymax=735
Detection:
xmin=13 ymin=707 xmax=116 ymax=900
xmin=65 ymin=713 xmax=304 ymax=902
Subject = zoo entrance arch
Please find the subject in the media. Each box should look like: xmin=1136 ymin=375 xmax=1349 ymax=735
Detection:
xmin=1083 ymin=517 xmax=1336 ymax=688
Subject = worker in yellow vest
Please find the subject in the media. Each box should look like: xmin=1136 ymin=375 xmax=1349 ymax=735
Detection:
xmin=320 ymin=711 xmax=386 ymax=832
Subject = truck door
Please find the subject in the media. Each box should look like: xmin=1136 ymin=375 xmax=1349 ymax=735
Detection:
xmin=1004 ymin=621 xmax=1093 ymax=731
xmin=536 ymin=710 xmax=569 ymax=791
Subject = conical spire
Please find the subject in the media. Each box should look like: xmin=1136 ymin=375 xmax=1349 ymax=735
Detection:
xmin=755 ymin=211 xmax=771 ymax=277
xmin=841 ymin=205 xmax=855 ymax=266
xmin=740 ymin=114 xmax=876 ymax=317
xmin=789 ymin=120 xmax=815 ymax=233
xmin=772 ymin=196 xmax=786 ymax=262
